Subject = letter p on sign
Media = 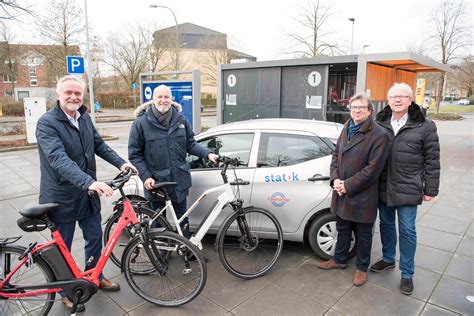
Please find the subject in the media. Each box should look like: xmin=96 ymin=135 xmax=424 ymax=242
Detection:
xmin=66 ymin=56 xmax=85 ymax=74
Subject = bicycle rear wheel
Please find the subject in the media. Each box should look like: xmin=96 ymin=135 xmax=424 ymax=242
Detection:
xmin=123 ymin=231 xmax=206 ymax=307
xmin=217 ymin=207 xmax=283 ymax=279
xmin=0 ymin=245 xmax=56 ymax=315
xmin=104 ymin=203 xmax=171 ymax=268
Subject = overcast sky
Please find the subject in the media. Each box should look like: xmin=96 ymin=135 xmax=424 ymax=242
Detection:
xmin=6 ymin=0 xmax=474 ymax=61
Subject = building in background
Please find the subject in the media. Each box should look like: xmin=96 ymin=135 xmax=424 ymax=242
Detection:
xmin=0 ymin=43 xmax=80 ymax=104
xmin=152 ymin=22 xmax=256 ymax=97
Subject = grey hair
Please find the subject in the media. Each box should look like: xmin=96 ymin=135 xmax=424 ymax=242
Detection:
xmin=387 ymin=82 xmax=414 ymax=99
xmin=56 ymin=75 xmax=86 ymax=93
xmin=153 ymin=85 xmax=172 ymax=98
xmin=349 ymin=93 xmax=374 ymax=111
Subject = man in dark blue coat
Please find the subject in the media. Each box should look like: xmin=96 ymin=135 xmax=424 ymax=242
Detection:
xmin=36 ymin=75 xmax=137 ymax=311
xmin=129 ymin=85 xmax=218 ymax=238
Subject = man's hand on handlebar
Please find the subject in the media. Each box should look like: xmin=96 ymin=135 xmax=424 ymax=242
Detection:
xmin=120 ymin=162 xmax=138 ymax=174
xmin=208 ymin=153 xmax=219 ymax=163
xmin=88 ymin=181 xmax=114 ymax=197
xmin=144 ymin=178 xmax=155 ymax=191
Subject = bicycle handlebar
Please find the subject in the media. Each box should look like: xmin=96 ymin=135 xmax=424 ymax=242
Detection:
xmin=105 ymin=168 xmax=136 ymax=190
xmin=216 ymin=156 xmax=245 ymax=184
xmin=216 ymin=156 xmax=244 ymax=167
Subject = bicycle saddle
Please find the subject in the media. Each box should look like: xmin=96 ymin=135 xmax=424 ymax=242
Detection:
xmin=20 ymin=203 xmax=59 ymax=218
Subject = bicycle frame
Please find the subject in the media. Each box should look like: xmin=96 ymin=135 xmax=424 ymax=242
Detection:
xmin=150 ymin=182 xmax=235 ymax=250
xmin=0 ymin=198 xmax=139 ymax=299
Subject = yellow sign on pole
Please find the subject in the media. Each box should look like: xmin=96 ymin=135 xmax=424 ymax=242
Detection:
xmin=415 ymin=79 xmax=426 ymax=105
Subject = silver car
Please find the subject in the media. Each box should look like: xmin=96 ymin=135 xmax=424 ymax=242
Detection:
xmin=185 ymin=118 xmax=355 ymax=260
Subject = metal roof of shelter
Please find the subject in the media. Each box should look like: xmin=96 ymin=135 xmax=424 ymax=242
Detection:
xmin=220 ymin=52 xmax=450 ymax=73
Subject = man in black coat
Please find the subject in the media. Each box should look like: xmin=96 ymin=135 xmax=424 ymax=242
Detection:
xmin=36 ymin=75 xmax=137 ymax=311
xmin=316 ymin=94 xmax=389 ymax=286
xmin=370 ymin=82 xmax=440 ymax=295
xmin=128 ymin=85 xmax=218 ymax=238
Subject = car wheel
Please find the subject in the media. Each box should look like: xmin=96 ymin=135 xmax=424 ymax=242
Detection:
xmin=308 ymin=212 xmax=357 ymax=260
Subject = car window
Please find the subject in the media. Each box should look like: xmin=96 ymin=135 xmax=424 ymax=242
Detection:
xmin=257 ymin=133 xmax=332 ymax=167
xmin=188 ymin=133 xmax=254 ymax=169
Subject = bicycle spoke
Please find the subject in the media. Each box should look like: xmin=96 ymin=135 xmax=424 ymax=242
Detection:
xmin=218 ymin=208 xmax=283 ymax=279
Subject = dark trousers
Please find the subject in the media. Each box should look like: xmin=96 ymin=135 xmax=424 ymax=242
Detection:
xmin=149 ymin=199 xmax=190 ymax=238
xmin=333 ymin=215 xmax=374 ymax=272
xmin=55 ymin=212 xmax=104 ymax=298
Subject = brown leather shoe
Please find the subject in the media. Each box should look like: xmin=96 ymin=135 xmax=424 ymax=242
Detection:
xmin=99 ymin=278 xmax=121 ymax=292
xmin=353 ymin=270 xmax=367 ymax=286
xmin=60 ymin=297 xmax=85 ymax=312
xmin=316 ymin=260 xmax=347 ymax=270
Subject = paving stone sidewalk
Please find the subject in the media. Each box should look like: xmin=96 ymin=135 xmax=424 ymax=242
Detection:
xmin=0 ymin=115 xmax=472 ymax=315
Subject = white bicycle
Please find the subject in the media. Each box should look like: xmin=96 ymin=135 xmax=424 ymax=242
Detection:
xmin=104 ymin=156 xmax=284 ymax=279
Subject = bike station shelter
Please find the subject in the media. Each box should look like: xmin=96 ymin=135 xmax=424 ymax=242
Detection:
xmin=139 ymin=69 xmax=202 ymax=132
xmin=217 ymin=52 xmax=450 ymax=124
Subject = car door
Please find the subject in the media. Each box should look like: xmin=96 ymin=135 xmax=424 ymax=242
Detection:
xmin=185 ymin=132 xmax=257 ymax=233
xmin=251 ymin=131 xmax=333 ymax=233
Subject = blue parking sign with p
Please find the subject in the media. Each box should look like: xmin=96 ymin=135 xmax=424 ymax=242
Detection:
xmin=66 ymin=56 xmax=85 ymax=74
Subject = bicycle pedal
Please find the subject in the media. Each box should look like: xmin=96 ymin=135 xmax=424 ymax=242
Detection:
xmin=182 ymin=268 xmax=192 ymax=274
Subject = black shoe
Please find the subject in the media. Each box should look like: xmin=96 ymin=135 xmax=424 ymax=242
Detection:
xmin=400 ymin=278 xmax=414 ymax=295
xmin=370 ymin=259 xmax=395 ymax=273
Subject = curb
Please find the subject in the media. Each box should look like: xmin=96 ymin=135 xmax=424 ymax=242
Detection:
xmin=0 ymin=136 xmax=120 ymax=153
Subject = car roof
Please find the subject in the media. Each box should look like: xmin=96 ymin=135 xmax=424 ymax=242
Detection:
xmin=200 ymin=118 xmax=344 ymax=139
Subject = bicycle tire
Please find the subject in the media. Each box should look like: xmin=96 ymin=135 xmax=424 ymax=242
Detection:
xmin=0 ymin=245 xmax=56 ymax=315
xmin=104 ymin=203 xmax=172 ymax=268
xmin=123 ymin=231 xmax=206 ymax=307
xmin=217 ymin=207 xmax=283 ymax=279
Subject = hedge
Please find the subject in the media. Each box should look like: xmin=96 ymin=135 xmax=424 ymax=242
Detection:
xmin=0 ymin=98 xmax=24 ymax=116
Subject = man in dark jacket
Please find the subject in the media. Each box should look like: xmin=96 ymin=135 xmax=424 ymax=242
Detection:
xmin=36 ymin=75 xmax=136 ymax=311
xmin=316 ymin=94 xmax=389 ymax=286
xmin=128 ymin=85 xmax=218 ymax=238
xmin=370 ymin=82 xmax=440 ymax=295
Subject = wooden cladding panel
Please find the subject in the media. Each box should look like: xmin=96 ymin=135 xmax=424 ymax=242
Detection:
xmin=366 ymin=63 xmax=416 ymax=101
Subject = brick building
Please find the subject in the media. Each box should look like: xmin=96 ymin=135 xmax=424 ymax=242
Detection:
xmin=0 ymin=43 xmax=80 ymax=104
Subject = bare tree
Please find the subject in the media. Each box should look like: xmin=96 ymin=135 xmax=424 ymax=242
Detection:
xmin=0 ymin=20 xmax=19 ymax=97
xmin=450 ymin=55 xmax=473 ymax=97
xmin=430 ymin=0 xmax=471 ymax=113
xmin=103 ymin=24 xmax=166 ymax=91
xmin=34 ymin=0 xmax=84 ymax=82
xmin=285 ymin=0 xmax=343 ymax=58
xmin=0 ymin=0 xmax=34 ymax=20
xmin=196 ymin=34 xmax=229 ymax=87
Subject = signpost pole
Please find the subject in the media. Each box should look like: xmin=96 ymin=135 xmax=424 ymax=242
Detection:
xmin=84 ymin=0 xmax=95 ymax=125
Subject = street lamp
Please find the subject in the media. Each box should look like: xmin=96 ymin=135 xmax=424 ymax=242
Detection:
xmin=84 ymin=0 xmax=95 ymax=125
xmin=149 ymin=4 xmax=180 ymax=71
xmin=348 ymin=18 xmax=355 ymax=54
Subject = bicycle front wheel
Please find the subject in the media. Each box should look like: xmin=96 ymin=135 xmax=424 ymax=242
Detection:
xmin=217 ymin=207 xmax=283 ymax=279
xmin=0 ymin=245 xmax=56 ymax=315
xmin=104 ymin=203 xmax=172 ymax=268
xmin=123 ymin=231 xmax=206 ymax=307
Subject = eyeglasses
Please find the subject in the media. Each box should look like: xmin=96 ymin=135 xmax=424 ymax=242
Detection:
xmin=350 ymin=105 xmax=368 ymax=111
xmin=389 ymin=95 xmax=411 ymax=100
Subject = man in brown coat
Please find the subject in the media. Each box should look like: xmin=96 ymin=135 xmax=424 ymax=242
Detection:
xmin=316 ymin=94 xmax=389 ymax=286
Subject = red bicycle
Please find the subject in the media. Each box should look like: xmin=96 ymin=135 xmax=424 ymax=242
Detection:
xmin=0 ymin=169 xmax=206 ymax=315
